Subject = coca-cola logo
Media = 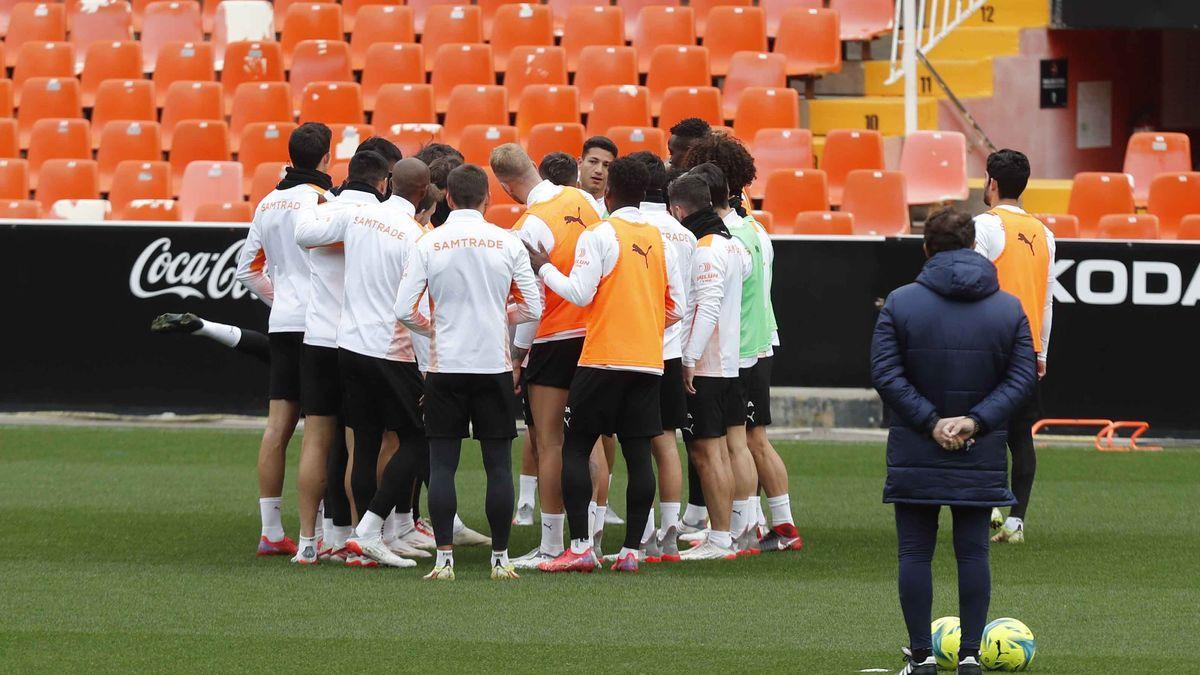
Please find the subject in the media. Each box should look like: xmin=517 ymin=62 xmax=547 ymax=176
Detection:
xmin=129 ymin=237 xmax=250 ymax=300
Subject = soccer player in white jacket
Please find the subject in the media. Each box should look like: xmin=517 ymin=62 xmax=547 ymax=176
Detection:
xmin=234 ymin=122 xmax=332 ymax=557
xmin=395 ymin=164 xmax=543 ymax=581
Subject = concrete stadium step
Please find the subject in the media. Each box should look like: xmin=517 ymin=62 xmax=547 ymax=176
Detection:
xmin=968 ymin=177 xmax=1073 ymax=214
xmin=862 ymin=59 xmax=994 ymax=99
xmin=915 ymin=26 xmax=1022 ymax=60
xmin=928 ymin=0 xmax=1049 ymax=28
xmin=806 ymin=95 xmax=938 ymax=136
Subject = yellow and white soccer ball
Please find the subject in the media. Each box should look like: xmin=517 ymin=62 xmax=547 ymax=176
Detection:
xmin=931 ymin=616 xmax=962 ymax=670
xmin=981 ymin=617 xmax=1036 ymax=671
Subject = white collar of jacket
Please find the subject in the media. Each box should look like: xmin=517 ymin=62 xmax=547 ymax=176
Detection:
xmin=337 ymin=189 xmax=382 ymax=206
xmin=608 ymin=206 xmax=648 ymax=223
xmin=386 ymin=194 xmax=417 ymax=217
xmin=995 ymin=203 xmax=1028 ymax=215
xmin=721 ymin=209 xmax=742 ymax=229
xmin=526 ymin=179 xmax=562 ymax=206
xmin=443 ymin=209 xmax=488 ymax=226
xmin=639 ymin=201 xmax=667 ymax=213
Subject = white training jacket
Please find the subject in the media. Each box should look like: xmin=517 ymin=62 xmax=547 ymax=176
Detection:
xmin=394 ymin=209 xmax=543 ymax=374
xmin=235 ymin=184 xmax=322 ymax=333
xmin=683 ymin=225 xmax=752 ymax=378
xmin=295 ymin=191 xmax=425 ymax=361
xmin=642 ymin=201 xmax=696 ymax=361
xmin=297 ymin=190 xmax=362 ymax=348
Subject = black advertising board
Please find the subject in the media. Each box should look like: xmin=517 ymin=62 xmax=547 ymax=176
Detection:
xmin=3 ymin=223 xmax=1200 ymax=434
xmin=1039 ymin=58 xmax=1068 ymax=109
xmin=1056 ymin=0 xmax=1200 ymax=29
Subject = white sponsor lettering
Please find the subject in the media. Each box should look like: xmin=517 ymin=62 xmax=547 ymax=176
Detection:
xmin=130 ymin=237 xmax=249 ymax=300
xmin=1053 ymin=258 xmax=1200 ymax=306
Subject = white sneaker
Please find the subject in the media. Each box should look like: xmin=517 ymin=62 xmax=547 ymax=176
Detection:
xmin=640 ymin=533 xmax=662 ymax=561
xmin=601 ymin=550 xmax=644 ymax=563
xmin=677 ymin=517 xmax=707 ymax=535
xmin=656 ymin=525 xmax=681 ymax=561
xmin=735 ymin=526 xmax=761 ymax=556
xmin=453 ymin=522 xmax=492 ymax=547
xmin=512 ymin=503 xmax=535 ymax=526
xmin=990 ymin=507 xmax=1004 ymax=530
xmin=591 ymin=528 xmax=604 ymax=559
xmin=348 ymin=536 xmax=417 ymax=568
xmin=511 ymin=547 xmax=561 ymax=570
xmin=291 ymin=545 xmax=318 ymax=565
xmin=386 ymin=537 xmax=432 ymax=558
xmin=604 ymin=507 xmax=624 ymax=525
xmin=679 ymin=540 xmax=737 ymax=561
xmin=679 ymin=528 xmax=708 ymax=546
xmin=396 ymin=527 xmax=436 ymax=551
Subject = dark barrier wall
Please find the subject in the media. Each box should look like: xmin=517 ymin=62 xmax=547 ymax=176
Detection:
xmin=3 ymin=223 xmax=1199 ymax=432
xmin=1056 ymin=0 xmax=1200 ymax=29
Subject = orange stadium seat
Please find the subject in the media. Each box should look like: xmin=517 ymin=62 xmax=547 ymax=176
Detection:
xmin=12 ymin=41 xmax=74 ymax=106
xmin=209 ymin=1 xmax=275 ymax=68
xmin=404 ymin=0 xmax=444 ymax=33
xmin=0 ymin=199 xmax=42 ymax=218
xmin=574 ymin=46 xmax=638 ymax=114
xmin=372 ymin=83 xmax=437 ymax=130
xmin=271 ymin=0 xmax=303 ymax=25
xmin=561 ymin=5 xmax=623 ymax=73
xmin=422 ymin=5 xmax=483 ymax=70
xmin=588 ymin=85 xmax=651 ymax=136
xmin=515 ymin=84 xmax=580 ymax=139
xmin=701 ymin=6 xmax=765 ymax=76
xmin=822 ymin=128 xmax=885 ymax=205
xmin=178 ymin=160 xmax=243 ymax=220
xmin=732 ymin=86 xmax=799 ymax=142
xmin=632 ymin=6 xmax=694 ymax=73
xmin=618 ymin=0 xmax=674 ymax=37
xmin=484 ymin=166 xmax=515 ymax=204
xmin=608 ymin=126 xmax=666 ymax=157
xmin=1096 ymin=213 xmax=1160 ymax=240
xmin=658 ymin=87 xmax=723 ymax=131
xmin=503 ymin=45 xmax=566 ymax=113
xmin=485 ymin=203 xmax=524 ymax=229
xmin=761 ymin=168 xmax=828 ymax=227
xmin=280 ymin=3 xmax=344 ymax=68
xmin=545 ymin=0 xmax=605 ymax=35
xmin=490 ymin=3 xmax=553 ymax=72
xmin=220 ymin=41 xmax=283 ymax=112
xmin=229 ymin=82 xmax=293 ymax=150
xmin=79 ymin=41 xmax=143 ymax=107
xmin=382 ymin=123 xmax=442 ymax=158
xmin=328 ymin=123 xmax=375 ymax=162
xmin=341 ymin=0 xmax=400 ymax=32
xmin=749 ymin=209 xmax=771 ymax=230
xmin=160 ymin=80 xmax=222 ymax=150
xmin=298 ymin=82 xmax=363 ymax=125
xmin=68 ymin=1 xmax=133 ymax=66
xmin=786 ymin=210 xmax=854 ymax=235
xmin=121 ymin=199 xmax=181 ymax=220
xmin=475 ymin=0 xmax=519 ymax=38
xmin=775 ymin=8 xmax=842 ymax=77
xmin=646 ymin=45 xmax=711 ymax=116
xmin=249 ymin=161 xmax=286 ymax=205
xmin=691 ymin=0 xmax=751 ymax=37
xmin=91 ymin=77 xmax=155 ymax=134
xmin=722 ymin=51 xmax=787 ymax=119
xmin=5 ymin=2 xmax=67 ymax=68
xmin=194 ymin=200 xmax=253 ymax=222
xmin=1067 ymin=172 xmax=1135 ymax=236
xmin=747 ymin=128 xmax=814 ymax=199
xmin=18 ymin=78 xmax=82 ymax=148
xmin=361 ymin=43 xmax=424 ymax=111
xmin=0 ymin=159 xmax=29 ymax=199
xmin=899 ymin=130 xmax=968 ymax=204
xmin=1177 ymin=214 xmax=1200 ymax=241
xmin=830 ymin=0 xmax=893 ymax=41
xmin=1034 ymin=213 xmax=1079 ymax=239
xmin=430 ymin=43 xmax=494 ymax=113
xmin=459 ymin=124 xmax=518 ymax=165
xmin=349 ymin=5 xmax=414 ymax=69
xmin=0 ymin=79 xmax=10 ymax=120
xmin=1147 ymin=172 xmax=1200 ymax=239
xmin=288 ymin=40 xmax=353 ymax=109
xmin=761 ymin=0 xmax=822 ymax=37
xmin=169 ymin=119 xmax=230 ymax=192
xmin=140 ymin=1 xmax=202 ymax=71
xmin=526 ymin=122 xmax=585 ymax=164
xmin=842 ymin=169 xmax=909 ymax=235
xmin=441 ymin=84 xmax=507 ymax=148
xmin=36 ymin=158 xmax=99 ymax=208
xmin=96 ymin=121 xmax=161 ymax=191
xmin=238 ymin=122 xmax=296 ymax=193
xmin=1123 ymin=132 xmax=1192 ymax=206
xmin=0 ymin=119 xmax=17 ymax=158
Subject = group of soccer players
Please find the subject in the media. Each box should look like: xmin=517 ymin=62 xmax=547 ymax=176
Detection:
xmin=166 ymin=116 xmax=803 ymax=579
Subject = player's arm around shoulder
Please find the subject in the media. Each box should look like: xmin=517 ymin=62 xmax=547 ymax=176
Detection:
xmin=506 ymin=231 xmax=543 ymax=325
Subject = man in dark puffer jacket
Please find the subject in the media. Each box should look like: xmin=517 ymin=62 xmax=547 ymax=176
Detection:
xmin=870 ymin=209 xmax=1036 ymax=675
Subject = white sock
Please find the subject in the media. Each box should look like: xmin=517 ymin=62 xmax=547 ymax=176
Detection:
xmin=259 ymin=497 xmax=284 ymax=540
xmin=587 ymin=501 xmax=598 ymax=535
xmin=1005 ymin=516 xmax=1023 ymax=530
xmin=641 ymin=507 xmax=656 ymax=545
xmin=570 ymin=538 xmax=591 ymax=554
xmin=709 ymin=530 xmax=733 ymax=549
xmin=356 ymin=510 xmax=384 ymax=539
xmin=382 ymin=511 xmax=398 ymax=541
xmin=452 ymin=513 xmax=465 ymax=534
xmin=619 ymin=546 xmax=638 ymax=559
xmin=436 ymin=549 xmax=454 ymax=567
xmin=298 ymin=535 xmax=317 ymax=556
xmin=730 ymin=499 xmax=750 ymax=539
xmin=683 ymin=503 xmax=708 ymax=526
xmin=329 ymin=525 xmax=352 ymax=548
xmin=757 ymin=495 xmax=769 ymax=528
xmin=517 ymin=474 xmax=537 ymax=508
xmin=541 ymin=512 xmax=565 ymax=554
xmin=313 ymin=501 xmax=325 ymax=540
xmin=321 ymin=517 xmax=335 ymax=542
xmin=767 ymin=494 xmax=794 ymax=526
xmin=196 ymin=319 xmax=241 ymax=348
xmin=396 ymin=510 xmax=415 ymax=536
xmin=491 ymin=550 xmax=509 ymax=566
xmin=659 ymin=501 xmax=681 ymax=536
xmin=593 ymin=505 xmax=607 ymax=536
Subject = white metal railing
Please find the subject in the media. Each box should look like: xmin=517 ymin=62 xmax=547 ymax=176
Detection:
xmin=886 ymin=0 xmax=990 ymax=133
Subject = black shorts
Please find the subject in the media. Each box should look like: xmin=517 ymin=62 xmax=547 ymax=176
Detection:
xmin=660 ymin=358 xmax=688 ymax=431
xmin=268 ymin=332 xmax=303 ymax=401
xmin=338 ymin=349 xmax=424 ymax=437
xmin=301 ymin=344 xmax=342 ymax=416
xmin=565 ymin=367 xmax=662 ymax=438
xmin=424 ymin=371 xmax=518 ymax=440
xmin=524 ymin=337 xmax=583 ymax=389
xmin=683 ymin=376 xmax=744 ymax=442
xmin=738 ymin=357 xmax=773 ymax=428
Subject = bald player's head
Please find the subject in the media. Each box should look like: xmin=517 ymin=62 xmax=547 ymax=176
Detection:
xmin=391 ymin=158 xmax=430 ymax=208
xmin=489 ymin=143 xmax=541 ymax=204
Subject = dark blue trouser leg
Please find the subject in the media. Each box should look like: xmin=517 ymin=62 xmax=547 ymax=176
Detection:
xmin=951 ymin=505 xmax=991 ymax=653
xmin=895 ymin=503 xmax=939 ymax=652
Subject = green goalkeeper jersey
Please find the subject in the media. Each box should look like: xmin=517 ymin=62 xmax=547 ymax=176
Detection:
xmin=728 ymin=214 xmax=776 ymax=360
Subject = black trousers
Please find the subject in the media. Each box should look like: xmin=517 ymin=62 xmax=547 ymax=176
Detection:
xmin=562 ymin=432 xmax=655 ymax=551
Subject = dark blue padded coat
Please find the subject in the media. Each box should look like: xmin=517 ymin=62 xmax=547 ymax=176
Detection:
xmin=870 ymin=248 xmax=1036 ymax=507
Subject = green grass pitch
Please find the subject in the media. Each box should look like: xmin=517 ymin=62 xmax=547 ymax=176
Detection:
xmin=1 ymin=425 xmax=1196 ymax=673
